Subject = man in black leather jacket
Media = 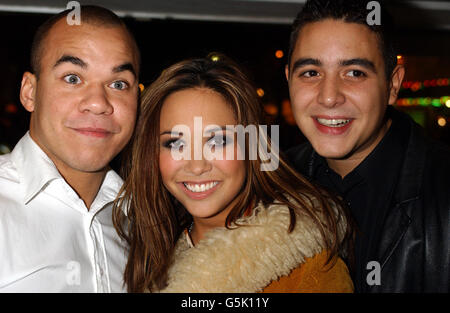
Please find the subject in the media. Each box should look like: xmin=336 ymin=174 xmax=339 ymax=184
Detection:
xmin=285 ymin=0 xmax=449 ymax=292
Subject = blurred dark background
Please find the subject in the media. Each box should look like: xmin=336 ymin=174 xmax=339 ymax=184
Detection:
xmin=0 ymin=0 xmax=449 ymax=160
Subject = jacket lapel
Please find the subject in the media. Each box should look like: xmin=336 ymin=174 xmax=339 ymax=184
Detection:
xmin=375 ymin=121 xmax=427 ymax=270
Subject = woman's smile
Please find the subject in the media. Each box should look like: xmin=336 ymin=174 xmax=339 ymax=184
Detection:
xmin=178 ymin=181 xmax=221 ymax=200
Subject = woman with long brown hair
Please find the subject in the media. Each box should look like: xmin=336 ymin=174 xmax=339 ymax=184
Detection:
xmin=113 ymin=54 xmax=354 ymax=292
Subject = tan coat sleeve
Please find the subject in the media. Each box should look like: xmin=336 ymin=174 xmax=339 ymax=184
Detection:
xmin=262 ymin=250 xmax=354 ymax=293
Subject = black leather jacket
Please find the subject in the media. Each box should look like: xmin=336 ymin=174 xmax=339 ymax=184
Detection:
xmin=286 ymin=109 xmax=450 ymax=292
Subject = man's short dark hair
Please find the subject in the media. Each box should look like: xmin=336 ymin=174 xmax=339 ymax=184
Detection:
xmin=287 ymin=0 xmax=397 ymax=81
xmin=30 ymin=5 xmax=140 ymax=78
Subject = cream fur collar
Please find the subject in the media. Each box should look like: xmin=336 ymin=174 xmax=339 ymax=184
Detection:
xmin=159 ymin=201 xmax=340 ymax=293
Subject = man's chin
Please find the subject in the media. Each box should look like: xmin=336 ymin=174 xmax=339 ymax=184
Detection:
xmin=67 ymin=158 xmax=112 ymax=174
xmin=311 ymin=143 xmax=352 ymax=160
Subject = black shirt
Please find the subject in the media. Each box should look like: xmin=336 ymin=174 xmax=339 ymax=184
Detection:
xmin=310 ymin=108 xmax=410 ymax=292
xmin=287 ymin=107 xmax=450 ymax=292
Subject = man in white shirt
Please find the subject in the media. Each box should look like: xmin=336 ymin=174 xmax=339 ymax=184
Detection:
xmin=0 ymin=5 xmax=140 ymax=292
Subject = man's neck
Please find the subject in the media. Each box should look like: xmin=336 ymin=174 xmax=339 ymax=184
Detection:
xmin=327 ymin=157 xmax=363 ymax=179
xmin=28 ymin=133 xmax=108 ymax=210
xmin=327 ymin=118 xmax=392 ymax=178
xmin=58 ymin=166 xmax=107 ymax=210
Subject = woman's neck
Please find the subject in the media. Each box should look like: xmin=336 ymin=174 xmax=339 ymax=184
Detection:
xmin=189 ymin=215 xmax=225 ymax=246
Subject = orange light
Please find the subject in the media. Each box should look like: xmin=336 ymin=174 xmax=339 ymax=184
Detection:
xmin=275 ymin=50 xmax=284 ymax=59
xmin=281 ymin=99 xmax=296 ymax=125
xmin=264 ymin=103 xmax=278 ymax=116
xmin=437 ymin=117 xmax=446 ymax=127
xmin=411 ymin=82 xmax=422 ymax=92
xmin=139 ymin=83 xmax=144 ymax=92
xmin=256 ymin=88 xmax=265 ymax=97
xmin=5 ymin=103 xmax=18 ymax=114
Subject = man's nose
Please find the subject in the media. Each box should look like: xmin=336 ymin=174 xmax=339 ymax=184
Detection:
xmin=317 ymin=75 xmax=345 ymax=108
xmin=78 ymin=84 xmax=114 ymax=115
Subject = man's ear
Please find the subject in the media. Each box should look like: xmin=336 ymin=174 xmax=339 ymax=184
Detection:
xmin=20 ymin=72 xmax=37 ymax=112
xmin=388 ymin=65 xmax=405 ymax=105
xmin=285 ymin=64 xmax=290 ymax=82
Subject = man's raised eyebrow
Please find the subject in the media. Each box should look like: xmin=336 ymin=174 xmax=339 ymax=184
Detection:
xmin=291 ymin=58 xmax=322 ymax=72
xmin=112 ymin=63 xmax=137 ymax=78
xmin=340 ymin=58 xmax=377 ymax=73
xmin=53 ymin=55 xmax=87 ymax=69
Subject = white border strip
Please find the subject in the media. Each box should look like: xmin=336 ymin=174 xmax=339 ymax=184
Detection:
xmin=408 ymin=1 xmax=450 ymax=11
xmin=0 ymin=4 xmax=294 ymax=24
xmin=0 ymin=2 xmax=448 ymax=26
xmin=116 ymin=10 xmax=294 ymax=24
xmin=0 ymin=5 xmax=62 ymax=14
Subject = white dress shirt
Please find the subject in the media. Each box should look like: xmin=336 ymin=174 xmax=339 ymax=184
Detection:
xmin=0 ymin=132 xmax=128 ymax=292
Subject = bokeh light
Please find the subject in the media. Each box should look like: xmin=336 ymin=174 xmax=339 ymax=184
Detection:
xmin=437 ymin=117 xmax=447 ymax=127
xmin=275 ymin=50 xmax=284 ymax=59
xmin=256 ymin=88 xmax=265 ymax=97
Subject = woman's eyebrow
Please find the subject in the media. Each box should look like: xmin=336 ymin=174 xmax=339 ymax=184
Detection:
xmin=204 ymin=126 xmax=228 ymax=134
xmin=160 ymin=130 xmax=183 ymax=136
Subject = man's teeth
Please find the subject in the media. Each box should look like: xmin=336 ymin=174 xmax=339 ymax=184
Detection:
xmin=184 ymin=182 xmax=219 ymax=192
xmin=317 ymin=118 xmax=351 ymax=127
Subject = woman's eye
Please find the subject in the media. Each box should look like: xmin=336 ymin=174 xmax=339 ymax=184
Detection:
xmin=207 ymin=135 xmax=229 ymax=147
xmin=163 ymin=139 xmax=185 ymax=150
xmin=63 ymin=74 xmax=81 ymax=85
xmin=346 ymin=70 xmax=366 ymax=78
xmin=109 ymin=80 xmax=128 ymax=90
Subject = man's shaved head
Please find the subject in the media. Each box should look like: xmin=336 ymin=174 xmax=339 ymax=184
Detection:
xmin=30 ymin=5 xmax=140 ymax=78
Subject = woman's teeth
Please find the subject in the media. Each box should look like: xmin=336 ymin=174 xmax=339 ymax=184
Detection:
xmin=183 ymin=182 xmax=219 ymax=192
xmin=317 ymin=118 xmax=351 ymax=127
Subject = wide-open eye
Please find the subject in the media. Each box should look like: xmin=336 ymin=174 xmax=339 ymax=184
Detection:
xmin=63 ymin=74 xmax=81 ymax=85
xmin=109 ymin=80 xmax=129 ymax=90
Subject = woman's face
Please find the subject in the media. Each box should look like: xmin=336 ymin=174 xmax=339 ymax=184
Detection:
xmin=159 ymin=88 xmax=246 ymax=228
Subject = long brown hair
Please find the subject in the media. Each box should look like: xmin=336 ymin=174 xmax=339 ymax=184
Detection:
xmin=113 ymin=53 xmax=353 ymax=292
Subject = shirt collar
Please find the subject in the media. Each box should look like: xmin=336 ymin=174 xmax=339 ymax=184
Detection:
xmin=92 ymin=169 xmax=124 ymax=212
xmin=11 ymin=132 xmax=62 ymax=204
xmin=10 ymin=132 xmax=124 ymax=207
